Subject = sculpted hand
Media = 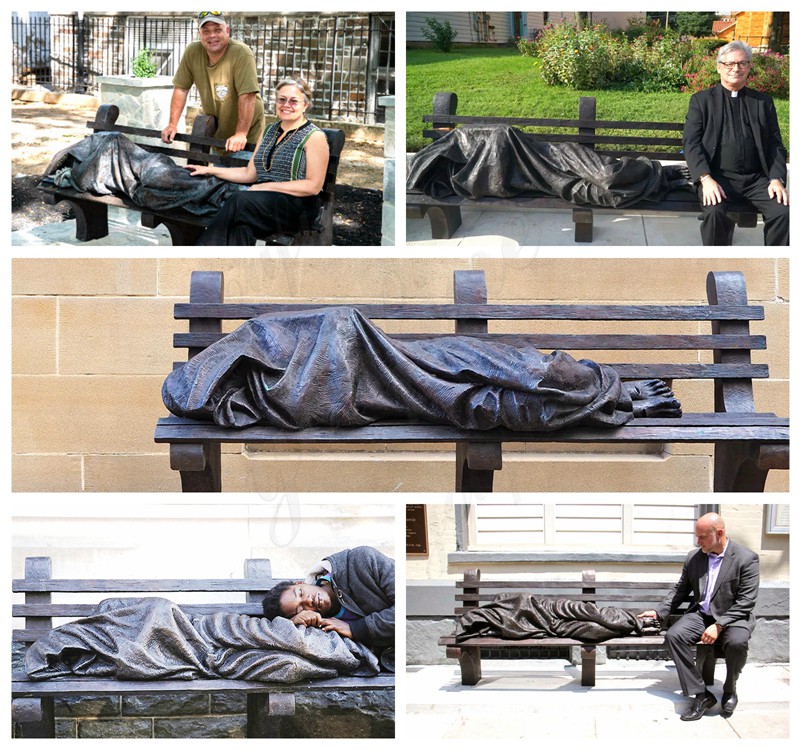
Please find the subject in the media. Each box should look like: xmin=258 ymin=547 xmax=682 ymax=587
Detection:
xmin=701 ymin=623 xmax=722 ymax=644
xmin=319 ymin=618 xmax=352 ymax=638
xmin=768 ymin=179 xmax=789 ymax=205
xmin=291 ymin=610 xmax=323 ymax=627
xmin=701 ymin=176 xmax=727 ymax=206
xmin=225 ymin=132 xmax=248 ymax=153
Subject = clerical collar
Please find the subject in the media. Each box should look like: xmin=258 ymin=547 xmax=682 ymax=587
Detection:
xmin=731 ymin=90 xmax=739 ymax=98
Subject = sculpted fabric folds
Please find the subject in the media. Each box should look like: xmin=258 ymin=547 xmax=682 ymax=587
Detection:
xmin=456 ymin=594 xmax=661 ymax=643
xmin=407 ymin=125 xmax=690 ymax=206
xmin=43 ymin=131 xmax=241 ymax=215
xmin=26 ymin=597 xmax=380 ymax=683
xmin=162 ymin=307 xmax=636 ymax=431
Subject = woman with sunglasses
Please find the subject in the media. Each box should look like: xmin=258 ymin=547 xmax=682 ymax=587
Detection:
xmin=186 ymin=78 xmax=330 ymax=245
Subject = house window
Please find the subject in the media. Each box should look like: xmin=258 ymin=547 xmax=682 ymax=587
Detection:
xmin=467 ymin=503 xmax=698 ymax=550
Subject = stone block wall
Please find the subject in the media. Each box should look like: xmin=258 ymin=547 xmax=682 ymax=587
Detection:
xmin=11 ymin=257 xmax=789 ymax=493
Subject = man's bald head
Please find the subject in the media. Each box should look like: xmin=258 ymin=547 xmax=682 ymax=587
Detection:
xmin=695 ymin=512 xmax=727 ymax=554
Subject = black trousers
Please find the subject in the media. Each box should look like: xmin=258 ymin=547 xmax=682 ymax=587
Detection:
xmin=196 ymin=189 xmax=320 ymax=246
xmin=664 ymin=611 xmax=751 ymax=696
xmin=698 ymin=173 xmax=790 ymax=246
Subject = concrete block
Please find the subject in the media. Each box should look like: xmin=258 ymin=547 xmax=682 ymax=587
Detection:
xmin=12 ymin=297 xmax=57 ymax=374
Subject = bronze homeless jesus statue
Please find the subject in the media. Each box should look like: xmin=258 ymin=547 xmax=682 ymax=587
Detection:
xmin=162 ymin=307 xmax=681 ymax=431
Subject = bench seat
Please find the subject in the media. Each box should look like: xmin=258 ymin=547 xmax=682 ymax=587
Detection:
xmin=407 ymin=93 xmax=761 ymax=242
xmin=38 ymin=104 xmax=345 ymax=246
xmin=438 ymin=569 xmax=722 ymax=688
xmin=154 ymin=267 xmax=788 ymax=492
xmin=12 ymin=556 xmax=394 ymax=738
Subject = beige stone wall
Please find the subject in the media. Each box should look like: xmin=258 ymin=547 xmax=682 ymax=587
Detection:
xmin=11 ymin=257 xmax=788 ymax=493
xmin=406 ymin=503 xmax=790 ymax=582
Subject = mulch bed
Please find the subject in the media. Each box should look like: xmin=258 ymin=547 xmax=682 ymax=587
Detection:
xmin=11 ymin=176 xmax=383 ymax=245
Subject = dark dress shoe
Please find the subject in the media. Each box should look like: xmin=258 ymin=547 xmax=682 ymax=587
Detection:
xmin=680 ymin=692 xmax=717 ymax=721
xmin=721 ymin=692 xmax=738 ymax=718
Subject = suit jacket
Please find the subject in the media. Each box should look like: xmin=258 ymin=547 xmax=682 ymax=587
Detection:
xmin=656 ymin=539 xmax=760 ymax=632
xmin=683 ymin=85 xmax=787 ymax=185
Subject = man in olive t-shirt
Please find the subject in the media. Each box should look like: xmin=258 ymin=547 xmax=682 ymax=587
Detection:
xmin=161 ymin=12 xmax=264 ymax=156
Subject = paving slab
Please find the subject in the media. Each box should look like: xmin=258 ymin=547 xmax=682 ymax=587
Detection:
xmin=404 ymin=660 xmax=789 ymax=740
xmin=407 ymin=207 xmax=767 ymax=248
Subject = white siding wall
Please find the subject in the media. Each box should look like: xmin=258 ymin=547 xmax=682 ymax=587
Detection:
xmin=470 ymin=503 xmax=698 ymax=549
xmin=407 ymin=12 xmax=511 ymax=44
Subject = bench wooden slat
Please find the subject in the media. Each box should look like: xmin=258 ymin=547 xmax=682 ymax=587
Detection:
xmin=174 ymin=332 xmax=766 ymax=351
xmin=424 ymin=129 xmax=684 ymax=148
xmin=455 ymin=580 xmax=677 ymax=590
xmin=155 ymin=413 xmax=787 ymax=444
xmin=438 ymin=635 xmax=667 ymax=647
xmin=422 ymin=114 xmax=683 ymax=131
xmin=173 ymin=302 xmax=765 ymax=322
xmin=13 ymin=578 xmax=275 ymax=593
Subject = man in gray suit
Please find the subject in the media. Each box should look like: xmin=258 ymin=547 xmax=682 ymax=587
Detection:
xmin=639 ymin=512 xmax=759 ymax=721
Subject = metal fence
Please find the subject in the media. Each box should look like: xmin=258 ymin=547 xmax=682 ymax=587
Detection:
xmin=11 ymin=11 xmax=395 ymax=124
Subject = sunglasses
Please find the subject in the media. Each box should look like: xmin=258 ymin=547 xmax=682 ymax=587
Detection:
xmin=198 ymin=11 xmax=223 ymax=19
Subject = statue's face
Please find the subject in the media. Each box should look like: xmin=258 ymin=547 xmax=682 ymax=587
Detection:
xmin=279 ymin=582 xmax=334 ymax=617
xmin=717 ymin=51 xmax=751 ymax=92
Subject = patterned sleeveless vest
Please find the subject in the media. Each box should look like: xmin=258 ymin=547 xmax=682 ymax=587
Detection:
xmin=253 ymin=121 xmax=321 ymax=184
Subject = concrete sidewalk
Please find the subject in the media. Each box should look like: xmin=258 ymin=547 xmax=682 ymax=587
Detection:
xmin=407 ymin=206 xmax=768 ymax=248
xmin=405 ymin=660 xmax=789 ymax=739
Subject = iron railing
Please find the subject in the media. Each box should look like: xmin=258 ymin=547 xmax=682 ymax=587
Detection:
xmin=11 ymin=12 xmax=395 ymax=124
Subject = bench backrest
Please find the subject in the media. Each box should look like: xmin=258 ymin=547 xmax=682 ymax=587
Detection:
xmin=87 ymin=104 xmax=345 ymax=206
xmin=454 ymin=568 xmax=692 ymax=623
xmin=171 ymin=269 xmax=766 ymax=413
xmin=423 ymin=92 xmax=685 ymax=160
xmin=12 ymin=556 xmax=282 ymax=649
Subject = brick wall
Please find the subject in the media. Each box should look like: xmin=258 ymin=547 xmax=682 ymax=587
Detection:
xmin=11 ymin=257 xmax=789 ymax=493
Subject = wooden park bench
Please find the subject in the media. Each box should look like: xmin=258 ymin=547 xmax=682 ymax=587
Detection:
xmin=439 ymin=568 xmax=724 ymax=688
xmin=38 ymin=103 xmax=345 ymax=246
xmin=153 ymin=267 xmax=788 ymax=493
xmin=407 ymin=93 xmax=761 ymax=243
xmin=12 ymin=556 xmax=394 ymax=738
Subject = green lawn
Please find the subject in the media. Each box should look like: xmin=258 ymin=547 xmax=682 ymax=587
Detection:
xmin=406 ymin=47 xmax=790 ymax=156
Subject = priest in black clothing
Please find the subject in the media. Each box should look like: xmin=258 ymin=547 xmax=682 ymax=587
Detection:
xmin=683 ymin=40 xmax=789 ymax=246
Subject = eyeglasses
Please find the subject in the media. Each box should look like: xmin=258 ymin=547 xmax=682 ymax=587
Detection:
xmin=198 ymin=11 xmax=223 ymax=20
xmin=718 ymin=61 xmax=751 ymax=69
xmin=277 ymin=97 xmax=304 ymax=108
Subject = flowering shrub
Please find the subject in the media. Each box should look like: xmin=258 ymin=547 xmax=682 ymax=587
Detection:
xmin=515 ymin=34 xmax=540 ymax=58
xmin=682 ymin=50 xmax=789 ymax=98
xmin=537 ymin=21 xmax=695 ymax=92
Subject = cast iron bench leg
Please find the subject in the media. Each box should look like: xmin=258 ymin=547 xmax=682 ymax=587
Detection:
xmin=12 ymin=697 xmax=55 ymax=738
xmin=426 ymin=205 xmax=462 ymax=239
xmin=581 ymin=645 xmax=596 ymax=687
xmin=573 ymin=207 xmax=593 ymax=243
xmin=170 ymin=443 xmax=222 ymax=492
xmin=247 ymin=693 xmax=295 ymax=738
xmin=67 ymin=199 xmax=111 ymax=241
xmin=714 ymin=442 xmax=771 ymax=492
xmin=140 ymin=214 xmax=206 ymax=246
xmin=456 ymin=443 xmax=502 ymax=492
xmin=450 ymin=646 xmax=482 ymax=685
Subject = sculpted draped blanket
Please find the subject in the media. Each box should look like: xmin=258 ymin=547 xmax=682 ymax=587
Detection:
xmin=456 ymin=594 xmax=662 ymax=643
xmin=407 ymin=125 xmax=691 ymax=207
xmin=42 ymin=131 xmax=240 ymax=215
xmin=162 ymin=307 xmax=636 ymax=431
xmin=26 ymin=597 xmax=380 ymax=683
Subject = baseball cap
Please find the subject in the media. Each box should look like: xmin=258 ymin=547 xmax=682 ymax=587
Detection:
xmin=198 ymin=11 xmax=226 ymax=27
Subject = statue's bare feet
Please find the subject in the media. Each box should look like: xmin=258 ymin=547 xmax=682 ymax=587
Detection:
xmin=623 ymin=380 xmax=682 ymax=418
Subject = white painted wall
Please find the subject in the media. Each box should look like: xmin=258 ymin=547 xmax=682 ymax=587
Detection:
xmin=12 ymin=499 xmax=397 ymax=609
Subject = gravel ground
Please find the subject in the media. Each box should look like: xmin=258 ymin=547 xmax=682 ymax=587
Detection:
xmin=11 ymin=98 xmax=385 ymax=245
